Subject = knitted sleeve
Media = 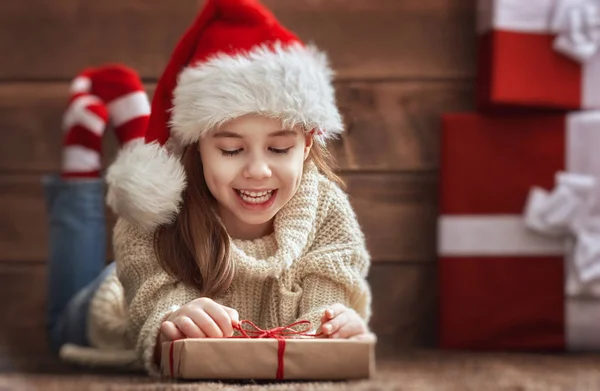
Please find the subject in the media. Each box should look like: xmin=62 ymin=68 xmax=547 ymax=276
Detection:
xmin=295 ymin=180 xmax=372 ymax=333
xmin=112 ymin=218 xmax=200 ymax=377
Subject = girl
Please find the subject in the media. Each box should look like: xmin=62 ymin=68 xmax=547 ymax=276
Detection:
xmin=50 ymin=0 xmax=373 ymax=377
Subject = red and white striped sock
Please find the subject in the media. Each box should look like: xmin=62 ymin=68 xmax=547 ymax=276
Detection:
xmin=88 ymin=65 xmax=150 ymax=148
xmin=61 ymin=72 xmax=109 ymax=179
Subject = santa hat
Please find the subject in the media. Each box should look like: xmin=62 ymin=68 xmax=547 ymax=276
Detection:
xmin=106 ymin=0 xmax=344 ymax=232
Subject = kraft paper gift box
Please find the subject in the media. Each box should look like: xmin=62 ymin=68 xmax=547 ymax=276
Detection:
xmin=160 ymin=322 xmax=376 ymax=380
xmin=438 ymin=112 xmax=600 ymax=351
xmin=477 ymin=0 xmax=600 ymax=110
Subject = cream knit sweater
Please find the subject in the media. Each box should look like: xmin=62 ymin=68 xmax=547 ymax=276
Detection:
xmin=60 ymin=162 xmax=372 ymax=377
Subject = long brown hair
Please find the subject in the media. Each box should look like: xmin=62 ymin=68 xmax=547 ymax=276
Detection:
xmin=153 ymin=139 xmax=344 ymax=297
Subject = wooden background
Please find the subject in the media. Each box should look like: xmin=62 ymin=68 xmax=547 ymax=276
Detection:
xmin=0 ymin=0 xmax=476 ymax=371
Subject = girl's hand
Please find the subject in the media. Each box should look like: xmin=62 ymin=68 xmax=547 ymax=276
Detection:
xmin=160 ymin=297 xmax=240 ymax=340
xmin=319 ymin=303 xmax=374 ymax=340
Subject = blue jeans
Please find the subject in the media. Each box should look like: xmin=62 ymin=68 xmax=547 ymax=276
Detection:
xmin=43 ymin=174 xmax=115 ymax=353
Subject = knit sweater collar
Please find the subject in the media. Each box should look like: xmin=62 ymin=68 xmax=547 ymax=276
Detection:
xmin=230 ymin=161 xmax=320 ymax=279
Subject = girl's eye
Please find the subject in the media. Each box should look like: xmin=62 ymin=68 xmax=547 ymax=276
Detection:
xmin=270 ymin=147 xmax=292 ymax=154
xmin=220 ymin=149 xmax=242 ymax=156
xmin=220 ymin=147 xmax=291 ymax=156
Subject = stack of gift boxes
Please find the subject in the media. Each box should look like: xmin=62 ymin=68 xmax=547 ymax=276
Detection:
xmin=439 ymin=0 xmax=600 ymax=351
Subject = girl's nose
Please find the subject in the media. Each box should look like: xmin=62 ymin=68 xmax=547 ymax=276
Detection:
xmin=243 ymin=157 xmax=272 ymax=180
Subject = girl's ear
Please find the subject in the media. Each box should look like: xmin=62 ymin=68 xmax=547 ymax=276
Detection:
xmin=303 ymin=134 xmax=313 ymax=161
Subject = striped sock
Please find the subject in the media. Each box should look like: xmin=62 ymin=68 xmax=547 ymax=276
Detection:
xmin=88 ymin=65 xmax=150 ymax=148
xmin=61 ymin=73 xmax=109 ymax=179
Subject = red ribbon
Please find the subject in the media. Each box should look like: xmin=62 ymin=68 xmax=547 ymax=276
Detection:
xmin=233 ymin=320 xmax=322 ymax=380
xmin=168 ymin=320 xmax=322 ymax=379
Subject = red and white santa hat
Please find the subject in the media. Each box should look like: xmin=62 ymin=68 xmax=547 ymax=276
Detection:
xmin=106 ymin=0 xmax=344 ymax=232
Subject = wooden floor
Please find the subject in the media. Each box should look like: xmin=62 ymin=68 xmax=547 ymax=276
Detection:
xmin=3 ymin=351 xmax=600 ymax=390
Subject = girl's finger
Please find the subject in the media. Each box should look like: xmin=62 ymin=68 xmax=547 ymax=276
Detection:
xmin=350 ymin=332 xmax=377 ymax=342
xmin=331 ymin=317 xmax=367 ymax=339
xmin=320 ymin=312 xmax=329 ymax=329
xmin=321 ymin=310 xmax=350 ymax=336
xmin=188 ymin=309 xmax=223 ymax=338
xmin=222 ymin=306 xmax=240 ymax=327
xmin=204 ymin=303 xmax=236 ymax=337
xmin=325 ymin=303 xmax=347 ymax=320
xmin=160 ymin=321 xmax=185 ymax=341
xmin=320 ymin=303 xmax=349 ymax=332
xmin=173 ymin=316 xmax=207 ymax=338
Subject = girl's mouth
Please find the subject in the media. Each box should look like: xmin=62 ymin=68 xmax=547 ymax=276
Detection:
xmin=234 ymin=189 xmax=278 ymax=210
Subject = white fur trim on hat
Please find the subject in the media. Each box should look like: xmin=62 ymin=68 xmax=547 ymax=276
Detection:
xmin=106 ymin=142 xmax=186 ymax=232
xmin=170 ymin=42 xmax=343 ymax=145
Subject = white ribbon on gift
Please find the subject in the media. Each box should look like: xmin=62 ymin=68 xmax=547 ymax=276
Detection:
xmin=477 ymin=0 xmax=600 ymax=107
xmin=524 ymin=172 xmax=600 ymax=284
xmin=551 ymin=0 xmax=600 ymax=62
xmin=438 ymin=111 xmax=600 ymax=350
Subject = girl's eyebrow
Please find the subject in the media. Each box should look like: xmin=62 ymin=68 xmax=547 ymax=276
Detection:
xmin=212 ymin=131 xmax=242 ymax=138
xmin=269 ymin=130 xmax=297 ymax=137
xmin=212 ymin=130 xmax=297 ymax=138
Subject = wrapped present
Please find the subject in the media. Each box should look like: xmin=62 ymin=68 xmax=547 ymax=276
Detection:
xmin=477 ymin=0 xmax=600 ymax=110
xmin=161 ymin=320 xmax=376 ymax=380
xmin=438 ymin=111 xmax=600 ymax=351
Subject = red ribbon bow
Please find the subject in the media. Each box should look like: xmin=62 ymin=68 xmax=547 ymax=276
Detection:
xmin=233 ymin=319 xmax=321 ymax=339
xmin=168 ymin=320 xmax=322 ymax=380
xmin=233 ymin=320 xmax=322 ymax=380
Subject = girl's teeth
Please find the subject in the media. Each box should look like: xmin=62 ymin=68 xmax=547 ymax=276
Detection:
xmin=242 ymin=190 xmax=268 ymax=197
xmin=237 ymin=190 xmax=274 ymax=204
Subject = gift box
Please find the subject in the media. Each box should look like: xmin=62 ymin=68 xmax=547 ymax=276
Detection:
xmin=161 ymin=321 xmax=376 ymax=380
xmin=438 ymin=111 xmax=600 ymax=351
xmin=476 ymin=0 xmax=600 ymax=110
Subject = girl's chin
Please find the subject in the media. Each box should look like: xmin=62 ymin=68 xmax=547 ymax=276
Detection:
xmin=236 ymin=211 xmax=277 ymax=226
xmin=227 ymin=213 xmax=278 ymax=239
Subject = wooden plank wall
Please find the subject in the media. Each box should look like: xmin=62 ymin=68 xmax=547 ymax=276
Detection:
xmin=0 ymin=0 xmax=476 ymax=371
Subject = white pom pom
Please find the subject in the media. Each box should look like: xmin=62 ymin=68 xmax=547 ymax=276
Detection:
xmin=106 ymin=142 xmax=187 ymax=232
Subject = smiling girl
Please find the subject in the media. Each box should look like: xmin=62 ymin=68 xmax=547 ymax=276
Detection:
xmin=50 ymin=0 xmax=373 ymax=376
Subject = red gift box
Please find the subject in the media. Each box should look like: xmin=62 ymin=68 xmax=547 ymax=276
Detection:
xmin=439 ymin=111 xmax=600 ymax=351
xmin=476 ymin=0 xmax=600 ymax=110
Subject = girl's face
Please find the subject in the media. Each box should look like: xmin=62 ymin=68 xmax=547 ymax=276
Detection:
xmin=198 ymin=114 xmax=313 ymax=240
